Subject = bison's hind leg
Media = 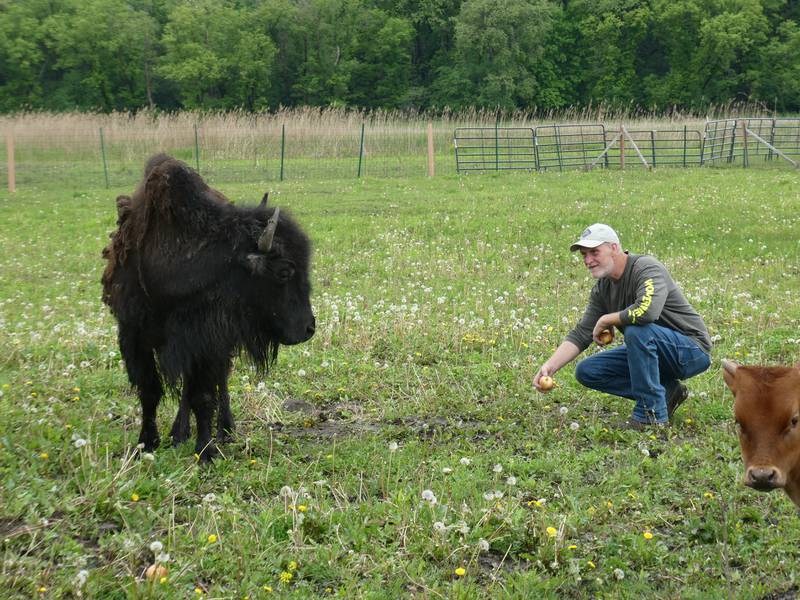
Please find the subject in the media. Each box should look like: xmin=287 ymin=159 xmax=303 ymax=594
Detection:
xmin=119 ymin=328 xmax=163 ymax=452
xmin=170 ymin=386 xmax=192 ymax=446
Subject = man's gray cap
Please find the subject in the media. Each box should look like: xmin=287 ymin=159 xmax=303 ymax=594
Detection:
xmin=570 ymin=223 xmax=620 ymax=251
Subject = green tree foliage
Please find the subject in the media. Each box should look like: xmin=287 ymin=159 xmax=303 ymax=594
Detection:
xmin=1 ymin=0 xmax=799 ymax=112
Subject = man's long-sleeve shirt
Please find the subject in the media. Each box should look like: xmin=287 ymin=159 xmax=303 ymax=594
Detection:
xmin=565 ymin=253 xmax=712 ymax=353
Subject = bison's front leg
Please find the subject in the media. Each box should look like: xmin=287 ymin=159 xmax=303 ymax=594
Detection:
xmin=216 ymin=371 xmax=235 ymax=443
xmin=186 ymin=365 xmax=222 ymax=462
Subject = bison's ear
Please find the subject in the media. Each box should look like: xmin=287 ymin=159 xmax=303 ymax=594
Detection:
xmin=722 ymin=359 xmax=738 ymax=393
xmin=242 ymin=253 xmax=268 ymax=275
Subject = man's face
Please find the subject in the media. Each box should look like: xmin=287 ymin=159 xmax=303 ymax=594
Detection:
xmin=580 ymin=243 xmax=616 ymax=279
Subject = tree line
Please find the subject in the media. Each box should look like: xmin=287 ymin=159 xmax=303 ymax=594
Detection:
xmin=1 ymin=0 xmax=799 ymax=114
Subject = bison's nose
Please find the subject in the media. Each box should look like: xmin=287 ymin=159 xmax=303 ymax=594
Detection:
xmin=306 ymin=316 xmax=316 ymax=337
xmin=746 ymin=466 xmax=783 ymax=490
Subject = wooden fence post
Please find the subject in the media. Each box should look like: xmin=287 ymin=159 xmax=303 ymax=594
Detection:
xmin=6 ymin=132 xmax=15 ymax=193
xmin=619 ymin=125 xmax=625 ymax=170
xmin=427 ymin=122 xmax=435 ymax=177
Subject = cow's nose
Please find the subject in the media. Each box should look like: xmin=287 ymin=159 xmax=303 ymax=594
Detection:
xmin=746 ymin=466 xmax=782 ymax=490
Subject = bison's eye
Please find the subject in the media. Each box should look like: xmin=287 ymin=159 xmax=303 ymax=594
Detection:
xmin=277 ymin=266 xmax=295 ymax=282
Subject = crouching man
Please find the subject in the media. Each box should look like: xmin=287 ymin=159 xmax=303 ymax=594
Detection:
xmin=534 ymin=224 xmax=712 ymax=429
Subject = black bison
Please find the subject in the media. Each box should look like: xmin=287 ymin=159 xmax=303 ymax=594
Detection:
xmin=102 ymin=155 xmax=315 ymax=461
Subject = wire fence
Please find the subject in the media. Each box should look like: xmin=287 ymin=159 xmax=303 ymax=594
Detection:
xmin=2 ymin=115 xmax=799 ymax=191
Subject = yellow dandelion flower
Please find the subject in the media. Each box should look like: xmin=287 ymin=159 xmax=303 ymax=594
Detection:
xmin=195 ymin=588 xmax=204 ymax=595
xmin=263 ymin=585 xmax=273 ymax=592
xmin=25 ymin=381 xmax=33 ymax=386
xmin=454 ymin=567 xmax=466 ymax=577
xmin=587 ymin=560 xmax=596 ymax=569
xmin=131 ymin=493 xmax=140 ymax=502
xmin=39 ymin=452 xmax=48 ymax=460
xmin=30 ymin=391 xmax=38 ymax=397
xmin=207 ymin=534 xmax=217 ymax=544
xmin=288 ymin=561 xmax=297 ymax=571
xmin=643 ymin=531 xmax=654 ymax=540
xmin=38 ymin=587 xmax=47 ymax=593
xmin=72 ymin=396 xmax=80 ymax=402
xmin=606 ymin=501 xmax=613 ymax=509
xmin=72 ymin=387 xmax=80 ymax=392
xmin=704 ymin=492 xmax=714 ymax=499
xmin=297 ymin=504 xmax=307 ymax=512
xmin=568 ymin=545 xmax=577 ymax=550
xmin=279 ymin=571 xmax=293 ymax=584
xmin=159 ymin=576 xmax=168 ymax=584
xmin=685 ymin=418 xmax=693 ymax=424
xmin=250 ymin=459 xmax=257 ymax=465
xmin=587 ymin=505 xmax=597 ymax=515
xmin=65 ymin=424 xmax=72 ymax=430
xmin=546 ymin=526 xmax=557 ymax=537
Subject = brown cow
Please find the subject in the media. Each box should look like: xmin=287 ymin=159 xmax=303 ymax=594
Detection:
xmin=722 ymin=359 xmax=800 ymax=507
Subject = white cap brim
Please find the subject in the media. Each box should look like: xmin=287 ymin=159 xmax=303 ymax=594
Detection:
xmin=570 ymin=239 xmax=605 ymax=252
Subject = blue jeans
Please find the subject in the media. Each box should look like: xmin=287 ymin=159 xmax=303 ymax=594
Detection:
xmin=574 ymin=324 xmax=711 ymax=423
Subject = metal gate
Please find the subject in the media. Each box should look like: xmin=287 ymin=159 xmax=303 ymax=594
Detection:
xmin=453 ymin=127 xmax=536 ymax=172
xmin=533 ymin=124 xmax=608 ymax=171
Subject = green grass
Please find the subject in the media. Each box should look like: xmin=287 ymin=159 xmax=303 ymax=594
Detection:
xmin=1 ymin=166 xmax=800 ymax=598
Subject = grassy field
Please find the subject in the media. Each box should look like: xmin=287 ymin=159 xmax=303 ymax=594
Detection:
xmin=1 ymin=166 xmax=800 ymax=598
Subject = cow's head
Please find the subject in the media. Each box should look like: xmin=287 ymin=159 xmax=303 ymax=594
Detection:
xmin=240 ymin=202 xmax=315 ymax=347
xmin=723 ymin=359 xmax=800 ymax=507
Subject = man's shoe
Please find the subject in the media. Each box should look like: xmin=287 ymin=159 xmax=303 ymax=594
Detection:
xmin=620 ymin=418 xmax=668 ymax=431
xmin=667 ymin=383 xmax=689 ymax=421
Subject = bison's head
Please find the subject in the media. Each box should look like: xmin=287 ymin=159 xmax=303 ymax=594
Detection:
xmin=723 ymin=359 xmax=800 ymax=507
xmin=239 ymin=203 xmax=315 ymax=347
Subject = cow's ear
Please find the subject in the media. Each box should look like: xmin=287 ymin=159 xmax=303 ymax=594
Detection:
xmin=722 ymin=359 xmax=738 ymax=392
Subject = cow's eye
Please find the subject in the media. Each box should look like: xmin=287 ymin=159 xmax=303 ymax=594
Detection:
xmin=792 ymin=415 xmax=799 ymax=429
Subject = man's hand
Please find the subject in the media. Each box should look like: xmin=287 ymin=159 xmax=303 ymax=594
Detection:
xmin=592 ymin=313 xmax=621 ymax=345
xmin=533 ymin=366 xmax=555 ymax=392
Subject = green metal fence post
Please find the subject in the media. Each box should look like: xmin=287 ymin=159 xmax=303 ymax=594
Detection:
xmin=683 ymin=125 xmax=687 ymax=167
xmin=194 ymin=124 xmax=200 ymax=172
xmin=357 ymin=123 xmax=365 ymax=177
xmin=495 ymin=115 xmax=499 ymax=171
xmin=280 ymin=124 xmax=285 ymax=181
xmin=650 ymin=130 xmax=656 ymax=168
xmin=99 ymin=127 xmax=109 ymax=188
xmin=555 ymin=124 xmax=563 ymax=172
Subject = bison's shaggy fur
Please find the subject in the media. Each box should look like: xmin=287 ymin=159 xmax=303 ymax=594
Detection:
xmin=102 ymin=155 xmax=315 ymax=461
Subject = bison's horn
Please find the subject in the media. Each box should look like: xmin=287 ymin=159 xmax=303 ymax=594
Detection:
xmin=722 ymin=359 xmax=738 ymax=376
xmin=259 ymin=192 xmax=269 ymax=208
xmin=258 ymin=207 xmax=280 ymax=252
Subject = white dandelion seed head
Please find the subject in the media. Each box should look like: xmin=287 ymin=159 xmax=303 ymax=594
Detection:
xmin=388 ymin=442 xmax=398 ymax=452
xmin=142 ymin=452 xmax=155 ymax=461
xmin=456 ymin=521 xmax=470 ymax=535
xmin=460 ymin=457 xmax=471 ymax=466
xmin=149 ymin=541 xmax=163 ymax=553
xmin=296 ymin=369 xmax=306 ymax=377
xmin=421 ymin=489 xmax=437 ymax=504
xmin=559 ymin=406 xmax=569 ymax=416
xmin=483 ymin=491 xmax=496 ymax=501
xmin=493 ymin=464 xmax=503 ymax=474
xmin=506 ymin=476 xmax=517 ymax=486
xmin=202 ymin=493 xmax=216 ymax=503
xmin=73 ymin=438 xmax=87 ymax=448
xmin=570 ymin=422 xmax=580 ymax=431
xmin=614 ymin=568 xmax=625 ymax=580
xmin=433 ymin=521 xmax=446 ymax=533
xmin=442 ymin=467 xmax=453 ymax=474
xmin=156 ymin=552 xmax=170 ymax=563
xmin=279 ymin=486 xmax=294 ymax=498
xmin=478 ymin=538 xmax=490 ymax=551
